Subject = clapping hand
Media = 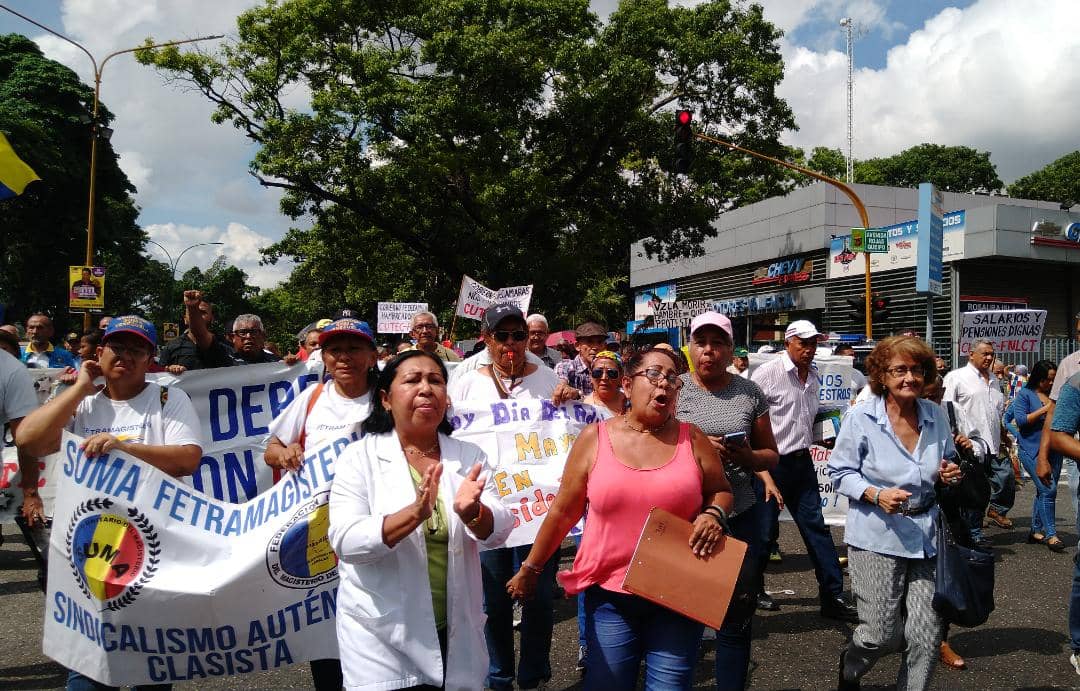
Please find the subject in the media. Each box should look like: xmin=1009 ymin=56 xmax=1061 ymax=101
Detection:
xmin=413 ymin=463 xmax=443 ymax=521
xmin=453 ymin=463 xmax=486 ymax=521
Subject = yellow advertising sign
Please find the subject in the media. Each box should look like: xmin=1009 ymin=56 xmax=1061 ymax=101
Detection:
xmin=69 ymin=266 xmax=106 ymax=312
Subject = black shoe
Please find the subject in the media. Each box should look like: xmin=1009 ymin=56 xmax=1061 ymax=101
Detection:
xmin=973 ymin=536 xmax=993 ymax=550
xmin=838 ymin=649 xmax=860 ymax=690
xmin=756 ymin=592 xmax=780 ymax=611
xmin=821 ymin=594 xmax=859 ymax=623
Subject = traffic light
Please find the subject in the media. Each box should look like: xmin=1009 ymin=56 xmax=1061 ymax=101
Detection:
xmin=845 ymin=296 xmax=866 ymax=323
xmin=673 ymin=109 xmax=693 ymax=174
xmin=872 ymin=295 xmax=892 ymax=321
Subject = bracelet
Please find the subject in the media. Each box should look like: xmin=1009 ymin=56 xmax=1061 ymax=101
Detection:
xmin=872 ymin=489 xmax=881 ymax=506
xmin=521 ymin=561 xmax=543 ymax=575
xmin=466 ymin=503 xmax=485 ymax=529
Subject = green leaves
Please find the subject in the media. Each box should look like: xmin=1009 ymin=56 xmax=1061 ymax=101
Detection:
xmin=1008 ymin=151 xmax=1080 ymax=206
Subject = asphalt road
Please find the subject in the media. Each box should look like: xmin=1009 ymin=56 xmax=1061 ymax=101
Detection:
xmin=2 ymin=479 xmax=1079 ymax=689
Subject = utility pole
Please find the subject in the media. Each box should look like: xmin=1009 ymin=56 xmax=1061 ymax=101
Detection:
xmin=839 ymin=17 xmax=855 ymax=184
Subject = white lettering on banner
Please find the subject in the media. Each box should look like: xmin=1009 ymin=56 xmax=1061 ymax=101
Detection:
xmin=376 ymin=302 xmax=428 ymax=334
xmin=455 ymin=275 xmax=533 ymax=320
xmin=45 ymin=431 xmax=341 ymax=685
xmin=449 ymin=399 xmax=608 ymax=547
xmin=958 ymin=309 xmax=1047 ymax=355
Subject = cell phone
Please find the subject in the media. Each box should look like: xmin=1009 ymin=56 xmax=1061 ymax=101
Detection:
xmin=723 ymin=431 xmax=748 ymax=448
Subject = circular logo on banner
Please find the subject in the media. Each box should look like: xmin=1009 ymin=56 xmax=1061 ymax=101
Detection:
xmin=66 ymin=498 xmax=159 ymax=611
xmin=1066 ymin=222 xmax=1080 ymax=243
xmin=266 ymin=490 xmax=339 ymax=589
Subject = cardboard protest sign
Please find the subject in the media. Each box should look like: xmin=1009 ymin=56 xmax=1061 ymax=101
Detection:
xmin=455 ymin=275 xmax=533 ymax=320
xmin=376 ymin=302 xmax=428 ymax=334
xmin=959 ymin=309 xmax=1046 ymax=355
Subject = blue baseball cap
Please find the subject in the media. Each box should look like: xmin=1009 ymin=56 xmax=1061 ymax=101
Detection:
xmin=318 ymin=318 xmax=375 ymax=346
xmin=104 ymin=316 xmax=157 ymax=348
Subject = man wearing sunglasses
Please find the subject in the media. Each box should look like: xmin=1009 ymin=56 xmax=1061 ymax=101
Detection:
xmin=553 ymin=320 xmax=609 ymax=403
xmin=228 ymin=314 xmax=282 ymax=365
xmin=448 ymin=303 xmax=561 ymax=691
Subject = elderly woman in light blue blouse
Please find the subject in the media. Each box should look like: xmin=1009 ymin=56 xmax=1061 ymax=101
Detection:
xmin=829 ymin=336 xmax=963 ymax=691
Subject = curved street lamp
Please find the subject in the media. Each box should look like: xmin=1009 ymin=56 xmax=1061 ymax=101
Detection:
xmin=0 ymin=4 xmax=223 ymax=329
xmin=145 ymin=239 xmax=224 ymax=318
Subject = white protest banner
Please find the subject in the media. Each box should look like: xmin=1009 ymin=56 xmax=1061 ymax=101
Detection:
xmin=748 ymin=352 xmax=859 ymax=526
xmin=376 ymin=302 xmax=428 ymax=334
xmin=651 ymin=300 xmax=714 ymax=329
xmin=449 ymin=399 xmax=608 ymax=547
xmin=455 ymin=275 xmax=533 ymax=320
xmin=959 ymin=309 xmax=1046 ymax=356
xmin=45 ymin=431 xmax=341 ymax=686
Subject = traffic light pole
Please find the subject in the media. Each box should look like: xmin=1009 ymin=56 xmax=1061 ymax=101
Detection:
xmin=691 ymin=131 xmax=874 ymax=340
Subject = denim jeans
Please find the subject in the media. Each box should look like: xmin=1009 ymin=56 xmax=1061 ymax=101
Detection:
xmin=574 ymin=534 xmax=586 ymax=647
xmin=1065 ymin=458 xmax=1080 ymax=534
xmin=769 ymin=450 xmax=845 ymax=598
xmin=1071 ymin=550 xmax=1080 ymax=654
xmin=714 ymin=490 xmax=763 ymax=691
xmin=66 ymin=671 xmax=170 ymax=691
xmin=480 ymin=545 xmax=559 ymax=690
xmin=1018 ymin=448 xmax=1063 ymax=537
xmin=583 ymin=585 xmax=704 ymax=690
xmin=987 ymin=452 xmax=1016 ymax=516
xmin=309 ymin=658 xmax=342 ymax=691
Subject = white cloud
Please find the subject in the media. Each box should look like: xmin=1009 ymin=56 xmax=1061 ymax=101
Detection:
xmin=145 ymin=222 xmax=293 ymax=291
xmin=777 ymin=0 xmax=1080 ymax=182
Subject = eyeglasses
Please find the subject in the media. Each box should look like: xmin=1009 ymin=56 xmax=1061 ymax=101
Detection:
xmin=413 ymin=323 xmax=438 ymax=331
xmin=591 ymin=367 xmax=621 ymax=380
xmin=233 ymin=329 xmax=263 ymax=337
xmin=633 ymin=367 xmax=683 ymax=389
xmin=493 ymin=330 xmax=527 ymax=343
xmin=885 ymin=365 xmax=926 ymax=378
xmin=104 ymin=343 xmax=151 ymax=360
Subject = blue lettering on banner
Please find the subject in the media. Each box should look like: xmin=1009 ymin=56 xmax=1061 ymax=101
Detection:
xmin=62 ymin=440 xmax=139 ymax=502
xmin=191 ymin=450 xmax=259 ymax=503
xmin=208 ymin=374 xmax=320 ymax=443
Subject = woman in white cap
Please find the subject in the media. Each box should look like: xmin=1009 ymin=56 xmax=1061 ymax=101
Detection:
xmin=677 ymin=312 xmax=779 ymax=690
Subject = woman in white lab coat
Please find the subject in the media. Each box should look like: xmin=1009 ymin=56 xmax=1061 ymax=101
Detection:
xmin=328 ymin=350 xmax=513 ymax=690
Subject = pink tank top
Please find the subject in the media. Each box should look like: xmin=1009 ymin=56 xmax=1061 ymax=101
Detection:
xmin=559 ymin=420 xmax=704 ymax=595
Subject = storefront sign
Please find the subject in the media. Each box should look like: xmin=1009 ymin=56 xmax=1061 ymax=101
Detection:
xmin=959 ymin=296 xmax=1028 ymax=313
xmin=850 ymin=228 xmax=887 ymax=254
xmin=828 ymin=210 xmax=965 ymax=279
xmin=916 ymin=183 xmax=945 ymax=296
xmin=751 ymin=258 xmax=812 ymax=286
xmin=651 ymin=300 xmax=713 ymax=328
xmin=715 ymin=291 xmax=798 ymax=317
xmin=959 ymin=309 xmax=1046 ymax=355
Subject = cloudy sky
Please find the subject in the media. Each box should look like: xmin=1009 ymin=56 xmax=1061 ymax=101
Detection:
xmin=2 ymin=0 xmax=1078 ymax=290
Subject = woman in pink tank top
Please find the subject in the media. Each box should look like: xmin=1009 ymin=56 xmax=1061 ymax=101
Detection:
xmin=507 ymin=348 xmax=734 ymax=689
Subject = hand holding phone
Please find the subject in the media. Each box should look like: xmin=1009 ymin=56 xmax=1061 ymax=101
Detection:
xmin=723 ymin=431 xmax=748 ymax=448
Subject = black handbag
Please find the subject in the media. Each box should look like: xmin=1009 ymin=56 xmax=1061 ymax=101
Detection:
xmin=941 ymin=402 xmax=993 ymax=511
xmin=932 ymin=512 xmax=995 ymax=627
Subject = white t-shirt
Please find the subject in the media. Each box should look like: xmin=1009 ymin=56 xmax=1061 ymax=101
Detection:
xmin=449 ymin=364 xmax=558 ymax=401
xmin=1 ymin=351 xmax=37 ymax=424
xmin=268 ymin=382 xmax=372 ymax=449
xmin=67 ymin=382 xmax=202 ymax=449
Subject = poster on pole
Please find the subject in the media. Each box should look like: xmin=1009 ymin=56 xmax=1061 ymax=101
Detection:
xmin=68 ymin=266 xmax=106 ymax=312
xmin=376 ymin=302 xmax=428 ymax=334
xmin=959 ymin=309 xmax=1046 ymax=356
xmin=455 ymin=276 xmax=533 ymax=321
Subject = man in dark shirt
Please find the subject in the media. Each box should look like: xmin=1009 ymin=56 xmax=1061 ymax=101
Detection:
xmin=158 ymin=290 xmax=235 ymax=372
xmin=229 ymin=314 xmax=281 ymax=365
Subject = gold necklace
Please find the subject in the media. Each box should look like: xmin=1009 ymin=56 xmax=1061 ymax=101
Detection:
xmin=403 ymin=440 xmax=440 ymax=456
xmin=624 ymin=415 xmax=671 ymax=434
xmin=491 ymin=360 xmax=525 ymax=379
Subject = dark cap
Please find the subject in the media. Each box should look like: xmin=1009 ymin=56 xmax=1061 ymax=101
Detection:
xmin=318 ymin=318 xmax=375 ymax=346
xmin=482 ymin=303 xmax=524 ymax=332
xmin=104 ymin=316 xmax=157 ymax=348
xmin=575 ymin=321 xmax=607 ymax=339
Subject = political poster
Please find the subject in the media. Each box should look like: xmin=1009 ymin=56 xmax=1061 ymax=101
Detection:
xmin=959 ymin=309 xmax=1046 ymax=355
xmin=633 ymin=283 xmax=676 ymax=321
xmin=376 ymin=302 xmax=428 ymax=334
xmin=44 ymin=431 xmax=340 ymax=686
xmin=651 ymin=300 xmax=713 ymax=329
xmin=448 ymin=399 xmax=609 ymax=547
xmin=455 ymin=275 xmax=533 ymax=320
xmin=69 ymin=266 xmax=106 ymax=312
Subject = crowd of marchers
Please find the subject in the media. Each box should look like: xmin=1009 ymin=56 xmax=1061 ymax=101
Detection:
xmin=2 ymin=297 xmax=1080 ymax=690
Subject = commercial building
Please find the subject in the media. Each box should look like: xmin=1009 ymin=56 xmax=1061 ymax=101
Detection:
xmin=629 ymin=182 xmax=1080 ymax=362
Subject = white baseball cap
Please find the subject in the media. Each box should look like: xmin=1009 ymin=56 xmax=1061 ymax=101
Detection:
xmin=784 ymin=320 xmax=826 ymax=342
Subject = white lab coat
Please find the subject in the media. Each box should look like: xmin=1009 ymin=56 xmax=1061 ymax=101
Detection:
xmin=328 ymin=431 xmax=513 ymax=690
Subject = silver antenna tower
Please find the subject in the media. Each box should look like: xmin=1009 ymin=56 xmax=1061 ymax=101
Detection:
xmin=840 ymin=17 xmax=854 ymax=183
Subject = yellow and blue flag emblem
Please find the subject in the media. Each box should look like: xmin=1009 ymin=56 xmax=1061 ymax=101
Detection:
xmin=0 ymin=132 xmax=40 ymax=200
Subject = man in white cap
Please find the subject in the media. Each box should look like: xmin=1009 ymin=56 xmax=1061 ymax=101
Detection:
xmin=751 ymin=320 xmax=857 ymax=622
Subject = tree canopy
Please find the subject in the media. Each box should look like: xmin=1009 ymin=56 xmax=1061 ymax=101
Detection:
xmin=0 ymin=33 xmax=152 ymax=331
xmin=1008 ymin=151 xmax=1080 ymax=206
xmin=141 ymin=0 xmax=796 ymax=330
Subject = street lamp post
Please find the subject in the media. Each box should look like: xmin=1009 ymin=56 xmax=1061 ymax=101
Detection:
xmin=145 ymin=240 xmax=224 ymax=318
xmin=0 ymin=4 xmax=222 ymax=330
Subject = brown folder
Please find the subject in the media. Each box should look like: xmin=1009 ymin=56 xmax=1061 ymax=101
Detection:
xmin=621 ymin=507 xmax=747 ymax=629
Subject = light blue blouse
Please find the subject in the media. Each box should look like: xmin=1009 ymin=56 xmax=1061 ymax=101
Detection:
xmin=828 ymin=395 xmax=957 ymax=559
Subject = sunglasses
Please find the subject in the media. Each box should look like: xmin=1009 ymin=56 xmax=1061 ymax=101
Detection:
xmin=591 ymin=367 xmax=621 ymax=380
xmin=493 ymin=330 xmax=527 ymax=343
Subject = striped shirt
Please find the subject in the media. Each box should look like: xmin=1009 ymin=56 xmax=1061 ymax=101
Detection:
xmin=750 ymin=352 xmax=820 ymax=455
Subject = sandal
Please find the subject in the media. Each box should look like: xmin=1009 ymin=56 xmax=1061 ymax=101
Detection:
xmin=1047 ymin=537 xmax=1067 ymax=553
xmin=1027 ymin=532 xmax=1046 ymax=544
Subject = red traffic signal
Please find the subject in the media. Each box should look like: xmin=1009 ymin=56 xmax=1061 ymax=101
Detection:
xmin=676 ymin=109 xmax=692 ymax=126
xmin=673 ymin=110 xmax=694 ymax=174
